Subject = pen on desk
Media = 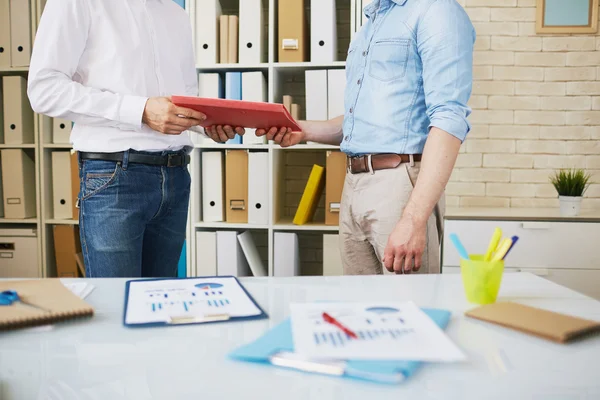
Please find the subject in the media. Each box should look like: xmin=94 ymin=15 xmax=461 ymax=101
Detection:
xmin=322 ymin=312 xmax=358 ymax=339
xmin=484 ymin=228 xmax=502 ymax=261
xmin=502 ymin=236 xmax=519 ymax=260
xmin=449 ymin=233 xmax=470 ymax=260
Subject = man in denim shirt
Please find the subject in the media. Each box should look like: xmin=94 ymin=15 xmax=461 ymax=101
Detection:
xmin=261 ymin=0 xmax=475 ymax=275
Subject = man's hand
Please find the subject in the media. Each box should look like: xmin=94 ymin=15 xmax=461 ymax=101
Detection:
xmin=256 ymin=127 xmax=302 ymax=147
xmin=383 ymin=214 xmax=427 ymax=274
xmin=142 ymin=97 xmax=206 ymax=135
xmin=204 ymin=126 xmax=246 ymax=142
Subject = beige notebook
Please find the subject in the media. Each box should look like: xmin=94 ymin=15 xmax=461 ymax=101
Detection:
xmin=0 ymin=279 xmax=94 ymax=330
xmin=219 ymin=15 xmax=229 ymax=64
xmin=228 ymin=15 xmax=238 ymax=64
xmin=465 ymin=302 xmax=600 ymax=343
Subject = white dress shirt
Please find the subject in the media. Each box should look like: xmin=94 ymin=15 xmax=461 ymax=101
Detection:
xmin=27 ymin=0 xmax=198 ymax=153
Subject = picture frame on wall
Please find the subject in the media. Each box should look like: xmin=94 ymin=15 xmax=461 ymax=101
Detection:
xmin=536 ymin=0 xmax=599 ymax=33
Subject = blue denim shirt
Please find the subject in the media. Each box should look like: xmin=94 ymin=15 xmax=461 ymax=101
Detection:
xmin=340 ymin=0 xmax=475 ymax=156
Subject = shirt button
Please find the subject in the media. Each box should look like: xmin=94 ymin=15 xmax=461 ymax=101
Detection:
xmin=344 ymin=136 xmax=349 ymax=141
xmin=357 ymin=79 xmax=361 ymax=85
xmin=362 ymin=51 xmax=367 ymax=57
xmin=349 ymin=107 xmax=353 ymax=113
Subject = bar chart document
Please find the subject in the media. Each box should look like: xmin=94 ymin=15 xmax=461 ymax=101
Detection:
xmin=290 ymin=301 xmax=465 ymax=361
xmin=124 ymin=277 xmax=263 ymax=326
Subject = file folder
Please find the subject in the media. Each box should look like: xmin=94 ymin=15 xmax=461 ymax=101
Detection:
xmin=173 ymin=0 xmax=185 ymax=8
xmin=1 ymin=149 xmax=36 ymax=219
xmin=325 ymin=151 xmax=346 ymax=225
xmin=52 ymin=118 xmax=72 ymax=144
xmin=9 ymin=0 xmax=31 ymax=67
xmin=327 ymin=69 xmax=346 ymax=119
xmin=0 ymin=228 xmax=38 ymax=277
xmin=305 ymin=70 xmax=328 ymax=121
xmin=70 ymin=152 xmax=79 ymax=220
xmin=219 ymin=15 xmax=229 ymax=64
xmin=311 ymin=0 xmax=337 ymax=63
xmin=2 ymin=76 xmax=34 ymax=144
xmin=53 ymin=225 xmax=82 ymax=278
xmin=237 ymin=231 xmax=267 ymax=277
xmin=225 ymin=72 xmax=242 ymax=144
xmin=196 ymin=231 xmax=217 ymax=276
xmin=291 ymin=104 xmax=300 ymax=121
xmin=241 ymin=71 xmax=268 ymax=145
xmin=51 ymin=151 xmax=74 ymax=220
xmin=278 ymin=0 xmax=307 ymax=62
xmin=216 ymin=231 xmax=251 ymax=276
xmin=283 ymin=95 xmax=293 ymax=113
xmin=196 ymin=0 xmax=222 ymax=66
xmin=0 ymin=0 xmax=10 ymax=68
xmin=228 ymin=15 xmax=238 ymax=64
xmin=225 ymin=150 xmax=248 ymax=223
xmin=323 ymin=234 xmax=343 ymax=276
xmin=273 ymin=232 xmax=300 ymax=277
xmin=201 ymin=151 xmax=224 ymax=222
xmin=199 ymin=73 xmax=223 ymax=99
xmin=229 ymin=308 xmax=453 ymax=384
xmin=293 ymin=164 xmax=325 ymax=225
xmin=248 ymin=151 xmax=269 ymax=225
xmin=239 ymin=0 xmax=264 ymax=64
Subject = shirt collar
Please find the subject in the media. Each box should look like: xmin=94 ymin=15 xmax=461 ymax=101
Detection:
xmin=364 ymin=0 xmax=407 ymax=19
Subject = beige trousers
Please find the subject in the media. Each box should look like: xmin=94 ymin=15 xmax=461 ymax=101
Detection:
xmin=339 ymin=161 xmax=445 ymax=275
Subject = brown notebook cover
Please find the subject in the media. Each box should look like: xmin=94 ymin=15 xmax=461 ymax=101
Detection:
xmin=0 ymin=279 xmax=94 ymax=330
xmin=465 ymin=302 xmax=600 ymax=343
xmin=278 ymin=0 xmax=307 ymax=62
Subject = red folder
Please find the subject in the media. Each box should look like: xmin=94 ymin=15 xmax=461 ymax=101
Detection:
xmin=171 ymin=96 xmax=301 ymax=131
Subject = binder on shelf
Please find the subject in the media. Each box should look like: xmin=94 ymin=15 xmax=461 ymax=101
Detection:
xmin=0 ymin=0 xmax=10 ymax=68
xmin=228 ymin=15 xmax=238 ymax=64
xmin=53 ymin=225 xmax=82 ymax=278
xmin=1 ymin=149 xmax=36 ymax=219
xmin=9 ymin=0 xmax=32 ymax=67
xmin=273 ymin=232 xmax=299 ymax=277
xmin=199 ymin=73 xmax=223 ymax=99
xmin=2 ymin=76 xmax=34 ymax=144
xmin=248 ymin=151 xmax=269 ymax=225
xmin=173 ymin=0 xmax=185 ymax=8
xmin=225 ymin=72 xmax=242 ymax=144
xmin=201 ymin=151 xmax=225 ymax=222
xmin=70 ymin=152 xmax=79 ymax=220
xmin=225 ymin=150 xmax=248 ymax=223
xmin=196 ymin=0 xmax=222 ymax=66
xmin=241 ymin=71 xmax=268 ymax=145
xmin=293 ymin=164 xmax=325 ymax=225
xmin=327 ymin=69 xmax=346 ymax=119
xmin=237 ymin=231 xmax=267 ymax=277
xmin=283 ymin=95 xmax=293 ymax=113
xmin=51 ymin=151 xmax=74 ymax=220
xmin=311 ymin=0 xmax=337 ymax=63
xmin=196 ymin=231 xmax=217 ymax=276
xmin=323 ymin=234 xmax=343 ymax=276
xmin=0 ymin=228 xmax=38 ymax=278
xmin=291 ymin=104 xmax=300 ymax=121
xmin=278 ymin=0 xmax=307 ymax=62
xmin=52 ymin=118 xmax=72 ymax=144
xmin=325 ymin=151 xmax=346 ymax=225
xmin=219 ymin=15 xmax=229 ymax=64
xmin=305 ymin=70 xmax=328 ymax=121
xmin=239 ymin=0 xmax=264 ymax=64
xmin=216 ymin=231 xmax=251 ymax=277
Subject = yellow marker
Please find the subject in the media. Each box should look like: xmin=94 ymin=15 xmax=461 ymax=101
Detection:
xmin=491 ymin=238 xmax=512 ymax=262
xmin=484 ymin=228 xmax=502 ymax=261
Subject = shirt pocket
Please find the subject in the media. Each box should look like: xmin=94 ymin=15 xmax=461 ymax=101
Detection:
xmin=368 ymin=38 xmax=410 ymax=82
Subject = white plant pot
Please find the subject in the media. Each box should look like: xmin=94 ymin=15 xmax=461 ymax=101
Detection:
xmin=559 ymin=196 xmax=582 ymax=217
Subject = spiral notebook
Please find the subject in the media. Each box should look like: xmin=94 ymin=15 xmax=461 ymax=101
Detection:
xmin=0 ymin=279 xmax=94 ymax=331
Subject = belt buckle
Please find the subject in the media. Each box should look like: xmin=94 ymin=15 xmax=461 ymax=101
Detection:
xmin=167 ymin=154 xmax=179 ymax=167
xmin=367 ymin=154 xmax=374 ymax=175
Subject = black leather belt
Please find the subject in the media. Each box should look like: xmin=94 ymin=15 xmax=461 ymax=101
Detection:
xmin=79 ymin=151 xmax=190 ymax=167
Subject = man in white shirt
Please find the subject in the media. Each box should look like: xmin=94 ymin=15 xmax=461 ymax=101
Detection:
xmin=28 ymin=0 xmax=242 ymax=277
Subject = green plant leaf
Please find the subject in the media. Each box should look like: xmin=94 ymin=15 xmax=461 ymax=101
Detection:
xmin=549 ymin=169 xmax=592 ymax=197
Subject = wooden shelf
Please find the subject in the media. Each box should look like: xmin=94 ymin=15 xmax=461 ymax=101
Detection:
xmin=0 ymin=218 xmax=39 ymax=224
xmin=196 ymin=63 xmax=269 ymax=72
xmin=194 ymin=222 xmax=269 ymax=230
xmin=0 ymin=144 xmax=36 ymax=149
xmin=0 ymin=67 xmax=29 ymax=73
xmin=43 ymin=144 xmax=73 ymax=149
xmin=271 ymin=144 xmax=340 ymax=150
xmin=194 ymin=143 xmax=269 ymax=150
xmin=273 ymin=61 xmax=346 ymax=72
xmin=274 ymin=218 xmax=339 ymax=231
xmin=45 ymin=219 xmax=79 ymax=225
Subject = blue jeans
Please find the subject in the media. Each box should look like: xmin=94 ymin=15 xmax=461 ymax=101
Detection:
xmin=78 ymin=150 xmax=191 ymax=278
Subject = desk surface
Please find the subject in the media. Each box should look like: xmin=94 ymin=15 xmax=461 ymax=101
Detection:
xmin=1 ymin=273 xmax=600 ymax=400
xmin=445 ymin=207 xmax=600 ymax=222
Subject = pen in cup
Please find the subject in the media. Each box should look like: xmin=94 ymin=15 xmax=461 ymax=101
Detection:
xmin=449 ymin=233 xmax=470 ymax=260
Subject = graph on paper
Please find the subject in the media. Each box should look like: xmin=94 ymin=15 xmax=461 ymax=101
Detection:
xmin=290 ymin=302 xmax=466 ymax=362
xmin=124 ymin=277 xmax=262 ymax=325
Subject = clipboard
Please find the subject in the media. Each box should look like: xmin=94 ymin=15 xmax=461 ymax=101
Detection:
xmin=171 ymin=96 xmax=302 ymax=131
xmin=123 ymin=276 xmax=268 ymax=328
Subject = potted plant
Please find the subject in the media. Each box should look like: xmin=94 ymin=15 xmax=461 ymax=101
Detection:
xmin=550 ymin=169 xmax=592 ymax=217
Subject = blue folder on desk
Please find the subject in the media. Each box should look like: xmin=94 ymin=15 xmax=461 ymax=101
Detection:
xmin=229 ymin=308 xmax=452 ymax=384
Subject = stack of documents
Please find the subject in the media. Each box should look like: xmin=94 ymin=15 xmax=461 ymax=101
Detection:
xmin=61 ymin=280 xmax=95 ymax=300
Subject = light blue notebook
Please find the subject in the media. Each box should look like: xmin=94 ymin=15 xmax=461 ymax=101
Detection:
xmin=225 ymin=72 xmax=242 ymax=145
xmin=229 ymin=308 xmax=452 ymax=384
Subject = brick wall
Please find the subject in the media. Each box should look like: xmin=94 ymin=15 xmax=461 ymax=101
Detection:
xmin=449 ymin=0 xmax=600 ymax=209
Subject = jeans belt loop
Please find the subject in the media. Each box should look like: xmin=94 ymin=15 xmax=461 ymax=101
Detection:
xmin=367 ymin=154 xmax=374 ymax=175
xmin=409 ymin=154 xmax=414 ymax=167
xmin=122 ymin=150 xmax=130 ymax=170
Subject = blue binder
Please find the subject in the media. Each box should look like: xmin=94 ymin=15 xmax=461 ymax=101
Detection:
xmin=177 ymin=241 xmax=186 ymax=278
xmin=225 ymin=72 xmax=242 ymax=145
xmin=172 ymin=0 xmax=185 ymax=8
xmin=229 ymin=308 xmax=452 ymax=384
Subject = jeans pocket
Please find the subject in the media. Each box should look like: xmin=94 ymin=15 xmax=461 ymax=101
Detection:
xmin=81 ymin=161 xmax=121 ymax=200
xmin=368 ymin=38 xmax=410 ymax=82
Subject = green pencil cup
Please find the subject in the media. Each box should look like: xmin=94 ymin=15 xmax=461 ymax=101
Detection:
xmin=459 ymin=255 xmax=504 ymax=305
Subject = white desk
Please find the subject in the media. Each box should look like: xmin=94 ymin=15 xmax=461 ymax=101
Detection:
xmin=1 ymin=273 xmax=600 ymax=400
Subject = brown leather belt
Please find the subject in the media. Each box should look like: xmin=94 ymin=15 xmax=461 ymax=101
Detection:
xmin=347 ymin=153 xmax=422 ymax=174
